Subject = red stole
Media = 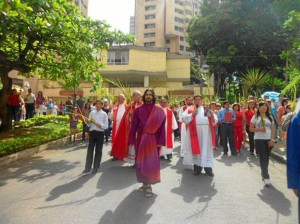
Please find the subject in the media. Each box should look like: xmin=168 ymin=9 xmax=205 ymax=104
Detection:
xmin=111 ymin=104 xmax=131 ymax=160
xmin=187 ymin=106 xmax=216 ymax=155
xmin=166 ymin=108 xmax=173 ymax=148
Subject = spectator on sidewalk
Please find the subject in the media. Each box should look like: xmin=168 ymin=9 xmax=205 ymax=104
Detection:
xmin=8 ymin=89 xmax=20 ymax=122
xmin=36 ymin=91 xmax=46 ymax=116
xmin=46 ymin=99 xmax=54 ymax=115
xmin=24 ymin=88 xmax=36 ymax=119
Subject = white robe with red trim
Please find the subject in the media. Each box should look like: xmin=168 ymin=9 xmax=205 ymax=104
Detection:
xmin=160 ymin=108 xmax=178 ymax=156
xmin=178 ymin=105 xmax=191 ymax=157
xmin=182 ymin=106 xmax=218 ymax=168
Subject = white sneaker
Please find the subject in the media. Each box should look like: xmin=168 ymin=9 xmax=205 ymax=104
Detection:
xmin=264 ymin=179 xmax=272 ymax=186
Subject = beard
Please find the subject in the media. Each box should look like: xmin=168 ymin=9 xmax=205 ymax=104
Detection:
xmin=145 ymin=97 xmax=153 ymax=104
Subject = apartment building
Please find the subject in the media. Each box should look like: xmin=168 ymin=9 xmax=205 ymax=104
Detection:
xmin=134 ymin=0 xmax=200 ymax=55
xmin=75 ymin=0 xmax=89 ymax=17
xmin=130 ymin=16 xmax=135 ymax=35
xmin=99 ymin=45 xmax=191 ymax=97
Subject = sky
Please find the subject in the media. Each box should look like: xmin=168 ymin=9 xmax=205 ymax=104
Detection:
xmin=88 ymin=0 xmax=135 ymax=33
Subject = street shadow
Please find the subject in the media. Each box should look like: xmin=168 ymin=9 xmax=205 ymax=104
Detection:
xmin=98 ymin=191 xmax=156 ymax=224
xmin=215 ymin=150 xmax=248 ymax=167
xmin=45 ymin=174 xmax=93 ymax=201
xmin=171 ymin=170 xmax=217 ymax=203
xmin=94 ymin=161 xmax=137 ymax=197
xmin=257 ymin=185 xmax=292 ymax=216
xmin=0 ymin=156 xmax=80 ymax=187
xmin=65 ymin=143 xmax=87 ymax=152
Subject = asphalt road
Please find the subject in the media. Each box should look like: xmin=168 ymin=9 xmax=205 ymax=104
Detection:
xmin=0 ymin=140 xmax=297 ymax=224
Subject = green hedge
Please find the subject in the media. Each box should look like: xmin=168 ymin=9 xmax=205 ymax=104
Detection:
xmin=15 ymin=115 xmax=70 ymax=128
xmin=0 ymin=116 xmax=83 ymax=157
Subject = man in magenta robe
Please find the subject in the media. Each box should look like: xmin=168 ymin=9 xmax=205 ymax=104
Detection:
xmin=129 ymin=88 xmax=166 ymax=198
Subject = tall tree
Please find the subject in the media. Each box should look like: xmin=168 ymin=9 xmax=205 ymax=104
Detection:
xmin=0 ymin=0 xmax=134 ymax=131
xmin=281 ymin=9 xmax=300 ymax=99
xmin=188 ymin=0 xmax=287 ymax=97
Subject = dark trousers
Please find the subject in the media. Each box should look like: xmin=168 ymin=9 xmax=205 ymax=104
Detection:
xmin=104 ymin=120 xmax=111 ymax=142
xmin=246 ymin=125 xmax=255 ymax=154
xmin=220 ymin=123 xmax=236 ymax=154
xmin=25 ymin=103 xmax=35 ymax=119
xmin=85 ymin=131 xmax=104 ymax=171
xmin=255 ymin=139 xmax=272 ymax=179
xmin=10 ymin=106 xmax=20 ymax=122
xmin=82 ymin=123 xmax=88 ymax=141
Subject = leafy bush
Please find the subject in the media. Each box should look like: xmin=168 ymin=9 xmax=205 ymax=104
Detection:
xmin=0 ymin=123 xmax=70 ymax=157
xmin=15 ymin=115 xmax=69 ymax=128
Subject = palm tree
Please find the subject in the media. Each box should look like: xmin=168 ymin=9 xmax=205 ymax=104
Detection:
xmin=282 ymin=66 xmax=300 ymax=99
xmin=240 ymin=68 xmax=270 ymax=98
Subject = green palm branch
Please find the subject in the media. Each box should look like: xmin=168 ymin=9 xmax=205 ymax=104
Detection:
xmin=104 ymin=78 xmax=132 ymax=103
xmin=240 ymin=68 xmax=270 ymax=97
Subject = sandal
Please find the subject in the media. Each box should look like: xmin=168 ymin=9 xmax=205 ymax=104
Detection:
xmin=145 ymin=185 xmax=153 ymax=198
xmin=138 ymin=184 xmax=147 ymax=192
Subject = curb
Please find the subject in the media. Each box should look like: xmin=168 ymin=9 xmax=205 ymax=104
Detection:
xmin=0 ymin=136 xmax=71 ymax=168
xmin=271 ymin=151 xmax=286 ymax=164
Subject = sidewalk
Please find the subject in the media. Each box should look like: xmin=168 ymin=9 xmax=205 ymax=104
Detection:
xmin=270 ymin=139 xmax=287 ymax=164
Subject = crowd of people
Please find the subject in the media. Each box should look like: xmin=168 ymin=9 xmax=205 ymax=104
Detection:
xmin=7 ymin=87 xmax=300 ymax=201
xmin=69 ymin=89 xmax=296 ymax=199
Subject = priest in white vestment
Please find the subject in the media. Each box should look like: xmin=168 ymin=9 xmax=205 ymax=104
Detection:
xmin=182 ymin=95 xmax=218 ymax=176
xmin=159 ymin=98 xmax=178 ymax=160
xmin=178 ymin=96 xmax=193 ymax=157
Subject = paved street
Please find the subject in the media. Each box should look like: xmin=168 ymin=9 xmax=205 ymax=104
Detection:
xmin=0 ymin=140 xmax=297 ymax=224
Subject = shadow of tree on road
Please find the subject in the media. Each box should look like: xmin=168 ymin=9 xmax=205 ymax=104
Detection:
xmin=0 ymin=156 xmax=80 ymax=187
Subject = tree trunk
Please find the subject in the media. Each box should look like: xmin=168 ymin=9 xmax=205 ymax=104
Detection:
xmin=0 ymin=69 xmax=13 ymax=132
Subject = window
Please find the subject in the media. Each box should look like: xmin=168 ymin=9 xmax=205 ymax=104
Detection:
xmin=166 ymin=39 xmax=170 ymax=44
xmin=144 ymin=32 xmax=155 ymax=38
xmin=167 ymin=48 xmax=170 ymax=52
xmin=175 ymin=8 xmax=184 ymax=15
xmin=175 ymin=26 xmax=184 ymax=32
xmin=145 ymin=0 xmax=155 ymax=2
xmin=186 ymin=47 xmax=191 ymax=52
xmin=145 ymin=5 xmax=156 ymax=11
xmin=145 ymin=23 xmax=155 ymax=29
xmin=144 ymin=42 xmax=155 ymax=47
xmin=180 ymin=45 xmax=184 ymax=51
xmin=175 ymin=0 xmax=184 ymax=6
xmin=145 ymin=14 xmax=156 ymax=20
xmin=180 ymin=36 xmax=184 ymax=41
xmin=107 ymin=51 xmax=129 ymax=65
xmin=185 ymin=9 xmax=192 ymax=16
xmin=175 ymin=17 xmax=184 ymax=23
